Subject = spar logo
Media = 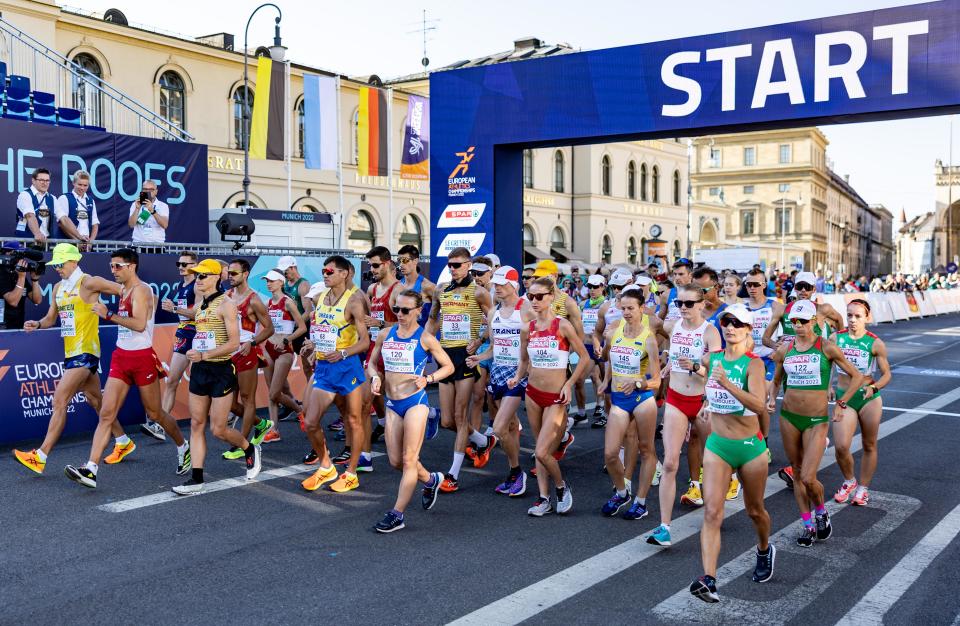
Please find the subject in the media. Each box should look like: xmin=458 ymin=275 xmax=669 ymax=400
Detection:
xmin=437 ymin=203 xmax=486 ymax=229
xmin=448 ymin=146 xmax=477 ymax=197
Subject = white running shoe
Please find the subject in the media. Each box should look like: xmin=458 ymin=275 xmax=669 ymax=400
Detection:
xmin=556 ymin=485 xmax=573 ymax=515
xmin=527 ymin=497 xmax=553 ymax=517
xmin=140 ymin=421 xmax=166 ymax=442
xmin=245 ymin=444 xmax=262 ymax=480
xmin=651 ymin=461 xmax=664 ymax=486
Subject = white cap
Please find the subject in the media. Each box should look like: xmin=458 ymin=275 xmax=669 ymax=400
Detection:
xmin=621 ymin=284 xmax=640 ymax=295
xmin=721 ymin=303 xmax=753 ymax=325
xmin=306 ymin=281 xmax=325 ymax=301
xmin=587 ymin=274 xmax=606 ymax=287
xmin=262 ymin=270 xmax=285 ymax=282
xmin=787 ymin=299 xmax=817 ymax=321
xmin=277 ymin=255 xmax=297 ymax=271
xmin=634 ymin=275 xmax=652 ymax=286
xmin=491 ymin=265 xmax=520 ymax=290
xmin=610 ymin=269 xmax=632 ymax=286
xmin=487 ymin=253 xmax=501 ymax=268
xmin=795 ymin=271 xmax=817 ymax=286
xmin=472 ymin=262 xmax=492 ymax=273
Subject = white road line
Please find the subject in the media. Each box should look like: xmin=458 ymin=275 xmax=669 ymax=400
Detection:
xmin=835 ymin=500 xmax=960 ymax=625
xmin=885 ymin=407 xmax=960 ymax=418
xmin=446 ymin=386 xmax=960 ymax=626
xmin=896 ymin=334 xmax=922 ymax=341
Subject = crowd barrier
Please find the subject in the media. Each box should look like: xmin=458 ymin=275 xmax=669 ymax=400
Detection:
xmin=816 ymin=290 xmax=960 ymax=325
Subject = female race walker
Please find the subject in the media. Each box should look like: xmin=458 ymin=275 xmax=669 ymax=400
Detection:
xmin=367 ymin=290 xmax=454 ymax=533
xmin=689 ymin=304 xmax=773 ymax=603
xmin=830 ymin=299 xmax=890 ymax=507
xmin=261 ymin=270 xmax=307 ymax=442
xmin=508 ymin=277 xmax=591 ymax=517
xmin=770 ymin=300 xmax=863 ymax=547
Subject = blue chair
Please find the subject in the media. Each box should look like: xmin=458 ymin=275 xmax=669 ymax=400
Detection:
xmin=32 ymin=91 xmax=55 ymax=106
xmin=7 ymin=75 xmax=30 ymax=99
xmin=57 ymin=107 xmax=82 ymax=127
xmin=2 ymin=100 xmax=30 ymax=120
xmin=32 ymin=103 xmax=57 ymax=124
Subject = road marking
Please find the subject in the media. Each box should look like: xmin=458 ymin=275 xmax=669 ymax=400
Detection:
xmin=893 ymin=365 xmax=960 ymax=378
xmin=652 ymin=491 xmax=920 ymax=624
xmin=446 ymin=386 xmax=960 ymax=626
xmin=835 ymin=500 xmax=960 ymax=625
xmin=885 ymin=407 xmax=960 ymax=418
xmin=99 ymin=452 xmax=384 ymax=513
xmin=897 ymin=334 xmax=922 ymax=341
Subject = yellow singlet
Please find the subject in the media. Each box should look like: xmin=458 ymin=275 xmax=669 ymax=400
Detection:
xmin=55 ymin=274 xmax=100 ymax=358
xmin=608 ymin=316 xmax=651 ymax=381
xmin=312 ymin=286 xmax=358 ymax=358
xmin=438 ymin=281 xmax=483 ymax=348
xmin=194 ymin=293 xmax=230 ymax=362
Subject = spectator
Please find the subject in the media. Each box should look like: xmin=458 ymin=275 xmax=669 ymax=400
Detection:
xmin=15 ymin=168 xmax=54 ymax=243
xmin=128 ymin=179 xmax=169 ymax=245
xmin=815 ymin=269 xmax=825 ymax=293
xmin=55 ymin=170 xmax=99 ymax=249
xmin=0 ymin=242 xmax=43 ymax=330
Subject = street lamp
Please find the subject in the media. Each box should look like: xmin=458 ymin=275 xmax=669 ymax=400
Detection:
xmin=686 ymin=138 xmax=693 ymax=258
xmin=242 ymin=3 xmax=286 ymax=210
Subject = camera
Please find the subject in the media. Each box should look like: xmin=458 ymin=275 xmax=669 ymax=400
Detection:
xmin=0 ymin=248 xmax=46 ymax=275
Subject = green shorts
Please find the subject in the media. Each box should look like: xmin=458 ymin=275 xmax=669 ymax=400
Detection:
xmin=837 ymin=387 xmax=880 ymax=413
xmin=705 ymin=432 xmax=767 ymax=469
xmin=781 ymin=408 xmax=829 ymax=432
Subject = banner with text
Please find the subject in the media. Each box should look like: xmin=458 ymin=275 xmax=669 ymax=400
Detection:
xmin=401 ymin=95 xmax=430 ymax=180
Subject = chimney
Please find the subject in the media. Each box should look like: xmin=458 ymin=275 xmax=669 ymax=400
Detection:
xmin=514 ymin=37 xmax=541 ymax=52
xmin=844 ymin=174 xmax=850 ymax=184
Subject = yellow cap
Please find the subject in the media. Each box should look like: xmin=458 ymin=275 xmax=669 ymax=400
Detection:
xmin=532 ymin=259 xmax=558 ymax=277
xmin=48 ymin=243 xmax=82 ymax=266
xmin=188 ymin=258 xmax=224 ymax=275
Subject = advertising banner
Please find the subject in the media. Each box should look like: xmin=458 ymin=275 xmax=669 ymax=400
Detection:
xmin=401 ymin=95 xmax=430 ymax=180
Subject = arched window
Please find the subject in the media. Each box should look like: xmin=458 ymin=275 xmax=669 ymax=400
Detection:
xmin=652 ymin=165 xmax=660 ymax=203
xmin=673 ymin=240 xmax=682 ymax=259
xmin=673 ymin=169 xmax=682 ymax=205
xmin=523 ymin=223 xmax=536 ymax=246
xmin=400 ymin=213 xmax=423 ymax=251
xmin=232 ymin=86 xmax=254 ymax=150
xmin=71 ymin=53 xmax=102 ymax=127
xmin=159 ymin=71 xmax=186 ymax=132
xmin=551 ymin=226 xmax=566 ymax=249
xmin=627 ymin=161 xmax=637 ymax=199
xmin=640 ymin=163 xmax=648 ymax=201
xmin=602 ymin=234 xmax=613 ymax=264
xmin=628 ymin=236 xmax=638 ymax=265
xmin=297 ymin=99 xmax=305 ymax=158
xmin=523 ymin=149 xmax=534 ymax=189
xmin=348 ymin=209 xmax=376 ymax=252
xmin=601 ymin=155 xmax=612 ymax=196
xmin=554 ymin=150 xmax=564 ymax=193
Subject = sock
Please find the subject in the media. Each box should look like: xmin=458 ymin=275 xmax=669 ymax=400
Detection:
xmin=449 ymin=452 xmax=465 ymax=479
xmin=801 ymin=512 xmax=814 ymax=527
xmin=618 ymin=447 xmax=625 ymax=464
xmin=378 ymin=417 xmax=386 ymax=427
xmin=636 ymin=497 xmax=646 ymax=506
xmin=192 ymin=467 xmax=204 ymax=483
xmin=854 ymin=485 xmax=868 ymax=496
xmin=843 ymin=478 xmax=857 ymax=489
xmin=662 ymin=524 xmax=671 ymax=531
xmin=244 ymin=444 xmax=255 ymax=459
xmin=509 ymin=466 xmax=522 ymax=479
xmin=84 ymin=461 xmax=98 ymax=474
xmin=115 ymin=435 xmax=130 ymax=446
xmin=556 ymin=485 xmax=566 ymax=501
xmin=360 ymin=451 xmax=372 ymax=462
xmin=758 ymin=545 xmax=770 ymax=556
xmin=424 ymin=473 xmax=438 ymax=489
xmin=731 ymin=473 xmax=737 ymax=481
xmin=566 ymin=417 xmax=574 ymax=431
xmin=561 ymin=432 xmax=571 ymax=444
xmin=177 ymin=442 xmax=189 ymax=454
xmin=390 ymin=508 xmax=404 ymax=520
xmin=691 ymin=480 xmax=701 ymax=489
xmin=36 ymin=449 xmax=48 ymax=462
xmin=815 ymin=504 xmax=827 ymax=516
xmin=469 ymin=430 xmax=487 ymax=447
xmin=616 ymin=488 xmax=627 ymax=498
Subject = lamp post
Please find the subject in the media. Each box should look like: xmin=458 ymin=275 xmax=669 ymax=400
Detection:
xmin=686 ymin=138 xmax=693 ymax=258
xmin=242 ymin=4 xmax=286 ymax=210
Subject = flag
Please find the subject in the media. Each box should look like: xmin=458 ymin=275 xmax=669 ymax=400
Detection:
xmin=303 ymin=74 xmax=338 ymax=170
xmin=249 ymin=56 xmax=287 ymax=161
xmin=400 ymin=95 xmax=429 ymax=180
xmin=357 ymin=86 xmax=388 ymax=177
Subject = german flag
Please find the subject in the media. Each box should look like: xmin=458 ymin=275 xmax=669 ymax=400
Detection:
xmin=357 ymin=86 xmax=389 ymax=177
xmin=249 ymin=56 xmax=287 ymax=161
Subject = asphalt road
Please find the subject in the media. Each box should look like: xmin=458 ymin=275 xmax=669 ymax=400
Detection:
xmin=4 ymin=313 xmax=960 ymax=625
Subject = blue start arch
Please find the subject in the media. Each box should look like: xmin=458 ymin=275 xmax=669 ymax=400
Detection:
xmin=429 ymin=0 xmax=960 ymax=280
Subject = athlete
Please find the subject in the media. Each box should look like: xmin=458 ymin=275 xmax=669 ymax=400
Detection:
xmin=591 ymin=270 xmax=633 ymax=427
xmin=261 ymin=269 xmax=308 ymax=442
xmin=465 ymin=256 xmax=496 ymax=462
xmin=299 ymin=255 xmax=370 ymax=493
xmin=659 ymin=258 xmax=695 ymax=322
xmin=597 ymin=288 xmax=661 ymax=521
xmin=576 ymin=274 xmax=607 ymax=424
xmin=279 ymin=255 xmax=314 ymax=401
xmin=721 ymin=273 xmax=743 ymax=306
xmin=363 ymin=246 xmax=400 ymax=455
xmin=508 ymin=277 xmax=591 ymax=516
xmin=397 ymin=244 xmax=436 ymax=327
xmin=15 ymin=243 xmax=125 ymax=474
xmin=65 ymin=248 xmax=191 ymax=488
xmin=172 ymin=259 xmax=261 ymax=494
xmin=770 ymin=299 xmax=863 ymax=546
xmin=368 ymin=290 xmax=454 ymax=532
xmin=694 ymin=266 xmax=727 ymax=324
xmin=689 ymin=304 xmax=774 ymax=603
xmin=743 ymin=268 xmax=779 ymax=399
xmin=830 ymin=299 xmax=891 ymax=506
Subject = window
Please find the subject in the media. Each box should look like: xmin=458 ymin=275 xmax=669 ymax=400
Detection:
xmin=602 ymin=234 xmax=613 ymax=264
xmin=709 ymin=147 xmax=721 ymax=168
xmin=601 ymin=155 xmax=612 ymax=196
xmin=159 ymin=71 xmax=186 ymax=133
xmin=232 ymin=86 xmax=254 ymax=150
xmin=399 ymin=213 xmax=423 ymax=251
xmin=743 ymin=185 xmax=755 ymax=194
xmin=627 ymin=161 xmax=636 ymax=199
xmin=673 ymin=170 xmax=681 ymax=205
xmin=523 ymin=223 xmax=535 ymax=246
xmin=779 ymin=183 xmax=791 ymax=193
xmin=347 ymin=209 xmax=376 ymax=252
xmin=71 ymin=53 xmax=102 ymax=127
xmin=651 ymin=166 xmax=660 ymax=203
xmin=627 ymin=236 xmax=638 ymax=265
xmin=553 ymin=150 xmax=564 ymax=193
xmin=235 ymin=200 xmax=259 ymax=208
xmin=779 ymin=144 xmax=792 ymax=164
xmin=523 ymin=149 xmax=534 ymax=188
xmin=744 ymin=146 xmax=756 ymax=166
xmin=709 ymin=187 xmax=721 ymax=196
xmin=551 ymin=226 xmax=566 ymax=248
xmin=640 ymin=163 xmax=648 ymax=201
xmin=742 ymin=210 xmax=756 ymax=235
xmin=775 ymin=207 xmax=792 ymax=235
xmin=297 ymin=99 xmax=305 ymax=158
xmin=673 ymin=240 xmax=681 ymax=260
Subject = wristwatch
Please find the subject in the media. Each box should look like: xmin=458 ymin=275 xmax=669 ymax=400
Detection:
xmin=340 ymin=349 xmax=348 ymax=360
xmin=690 ymin=362 xmax=700 ymax=373
xmin=426 ymin=374 xmax=434 ymax=384
xmin=283 ymin=337 xmax=290 ymax=346
xmin=836 ymin=399 xmax=848 ymax=409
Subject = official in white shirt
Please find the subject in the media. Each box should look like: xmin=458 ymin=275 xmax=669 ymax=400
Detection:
xmin=127 ymin=179 xmax=169 ymax=244
xmin=55 ymin=169 xmax=100 ymax=247
xmin=15 ymin=168 xmax=54 ymax=243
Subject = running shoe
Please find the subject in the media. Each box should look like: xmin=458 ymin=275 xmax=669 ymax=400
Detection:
xmin=370 ymin=423 xmax=385 ymax=445
xmin=375 ymin=510 xmax=405 ymax=533
xmin=176 ymin=446 xmax=191 ymax=476
xmin=262 ymin=430 xmax=281 ymax=443
xmin=623 ymin=500 xmax=648 ymax=521
xmin=425 ymin=407 xmax=441 ymax=441
xmin=553 ymin=432 xmax=575 ymax=461
xmin=13 ymin=449 xmax=45 ymax=474
xmin=328 ymin=417 xmax=344 ymax=432
xmin=494 ymin=476 xmax=513 ymax=494
xmin=472 ymin=434 xmax=499 ymax=469
xmin=815 ymin=510 xmax=832 ymax=541
xmin=227 ymin=413 xmax=240 ymax=429
xmin=651 ymin=461 xmax=663 ymax=486
xmin=778 ymin=466 xmax=794 ymax=490
xmin=222 ymin=446 xmax=244 ymax=460
xmin=680 ymin=482 xmax=703 ymax=507
xmin=726 ymin=476 xmax=742 ymax=501
xmin=140 ymin=420 xmax=166 ymax=442
xmin=251 ymin=419 xmax=273 ymax=446
xmin=556 ymin=486 xmax=573 ymax=514
xmin=439 ymin=473 xmax=459 ymax=493
xmin=245 ymin=445 xmax=262 ymax=480
xmin=834 ymin=479 xmax=858 ymax=504
xmin=332 ymin=448 xmax=352 ymax=465
xmin=278 ymin=401 xmax=303 ymax=422
xmin=303 ymin=449 xmax=319 ymax=465
xmin=601 ymin=490 xmax=631 ymax=517
xmin=356 ymin=455 xmax=373 ymax=473
xmin=301 ymin=464 xmax=338 ymax=491
xmin=752 ymin=544 xmax=776 ymax=583
xmin=851 ymin=487 xmax=870 ymax=506
xmin=593 ymin=405 xmax=603 ymax=417
xmin=797 ymin=524 xmax=817 ymax=547
xmin=104 ymin=440 xmax=136 ymax=464
xmin=64 ymin=465 xmax=96 ymax=488
xmin=333 ymin=429 xmax=347 ymax=442
xmin=527 ymin=496 xmax=553 ymax=517
xmin=591 ymin=415 xmax=607 ymax=429
xmin=689 ymin=575 xmax=719 ymax=603
xmin=329 ymin=471 xmax=359 ymax=493
xmin=422 ymin=472 xmax=443 ymax=510
xmin=508 ymin=472 xmax=527 ymax=497
xmin=483 ymin=425 xmax=495 ymax=437
xmin=172 ymin=478 xmax=204 ymax=496
xmin=572 ymin=412 xmax=587 ymax=426
xmin=646 ymin=524 xmax=672 ymax=546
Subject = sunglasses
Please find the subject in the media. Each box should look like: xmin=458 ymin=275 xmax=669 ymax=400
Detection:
xmin=35 ymin=178 xmax=51 ymax=183
xmin=176 ymin=262 xmax=194 ymax=268
xmin=522 ymin=275 xmax=533 ymax=281
xmin=392 ymin=306 xmax=418 ymax=315
xmin=745 ymin=281 xmax=764 ymax=288
xmin=228 ymin=270 xmax=243 ymax=277
xmin=720 ymin=317 xmax=749 ymax=329
xmin=447 ymin=261 xmax=466 ymax=269
xmin=397 ymin=257 xmax=414 ymax=264
xmin=109 ymin=262 xmax=130 ymax=270
xmin=322 ymin=268 xmax=337 ymax=276
xmin=527 ymin=292 xmax=550 ymax=301
xmin=195 ymin=273 xmax=212 ymax=280
xmin=791 ymin=318 xmax=812 ymax=325
xmin=795 ymin=282 xmax=814 ymax=291
xmin=470 ymin=270 xmax=489 ymax=277
xmin=369 ymin=262 xmax=384 ymax=269
xmin=676 ymin=299 xmax=702 ymax=308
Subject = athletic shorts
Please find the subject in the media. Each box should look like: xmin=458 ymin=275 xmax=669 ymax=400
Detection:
xmin=488 ymin=364 xmax=525 ymax=400
xmin=837 ymin=387 xmax=880 ymax=413
xmin=188 ymin=360 xmax=237 ymax=398
xmin=705 ymin=432 xmax=767 ymax=469
xmin=385 ymin=390 xmax=430 ymax=417
xmin=263 ymin=339 xmax=293 ymax=363
xmin=585 ymin=344 xmax=603 ymax=364
xmin=440 ymin=346 xmax=477 ymax=383
xmin=780 ymin=408 xmax=828 ymax=432
xmin=477 ymin=342 xmax=492 ymax=370
xmin=526 ymin=383 xmax=564 ymax=410
xmin=666 ymin=388 xmax=703 ymax=421
xmin=231 ymin=345 xmax=264 ymax=373
xmin=313 ymin=355 xmax=365 ymax=395
xmin=610 ymin=389 xmax=655 ymax=414
xmin=174 ymin=326 xmax=196 ymax=356
xmin=109 ymin=347 xmax=166 ymax=387
xmin=291 ymin=334 xmax=306 ymax=357
xmin=761 ymin=356 xmax=776 ymax=382
xmin=64 ymin=353 xmax=99 ymax=373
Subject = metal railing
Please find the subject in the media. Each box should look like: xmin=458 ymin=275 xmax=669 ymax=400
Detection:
xmin=0 ymin=16 xmax=193 ymax=141
xmin=2 ymin=237 xmax=350 ymax=258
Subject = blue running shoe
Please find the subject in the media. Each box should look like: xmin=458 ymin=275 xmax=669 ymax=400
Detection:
xmin=508 ymin=472 xmax=527 ymax=497
xmin=356 ymin=454 xmax=373 ymax=473
xmin=494 ymin=477 xmax=513 ymax=494
xmin=425 ymin=407 xmax=441 ymax=441
xmin=646 ymin=524 xmax=672 ymax=546
xmin=623 ymin=500 xmax=648 ymax=520
xmin=601 ymin=490 xmax=631 ymax=517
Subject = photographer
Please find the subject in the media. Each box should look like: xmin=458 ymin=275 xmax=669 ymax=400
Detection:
xmin=0 ymin=242 xmax=43 ymax=330
xmin=127 ymin=179 xmax=169 ymax=247
xmin=55 ymin=170 xmax=99 ymax=249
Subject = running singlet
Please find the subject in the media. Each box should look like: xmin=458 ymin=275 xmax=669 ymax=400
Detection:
xmin=194 ymin=293 xmax=230 ymax=361
xmin=603 ymin=300 xmax=623 ymax=328
xmin=311 ymin=286 xmax=359 ymax=358
xmin=782 ymin=337 xmax=832 ymax=391
xmin=705 ymin=352 xmax=755 ymax=415
xmin=116 ymin=285 xmax=155 ymax=350
xmin=268 ymin=296 xmax=295 ymax=335
xmin=747 ymin=298 xmax=776 ymax=358
xmin=551 ymin=292 xmax=570 ymax=319
xmin=232 ymin=290 xmax=257 ymax=344
xmin=171 ymin=280 xmax=196 ymax=329
xmin=608 ymin=318 xmax=650 ymax=380
xmin=834 ymin=330 xmax=877 ymax=376
xmin=491 ymin=301 xmax=524 ymax=368
xmin=55 ymin=273 xmax=100 ymax=358
xmin=283 ymin=277 xmax=308 ymax=315
xmin=527 ymin=317 xmax=570 ymax=370
xmin=438 ymin=280 xmax=483 ymax=348
xmin=665 ymin=287 xmax=681 ymax=321
xmin=669 ymin=320 xmax=709 ymax=373
xmin=581 ymin=298 xmax=604 ymax=336
xmin=381 ymin=325 xmax=429 ymax=375
xmin=368 ymin=281 xmax=399 ymax=343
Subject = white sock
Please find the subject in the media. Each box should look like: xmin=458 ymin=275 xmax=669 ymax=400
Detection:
xmin=561 ymin=431 xmax=571 ymax=444
xmin=116 ymin=435 xmax=130 ymax=446
xmin=636 ymin=496 xmax=645 ymax=505
xmin=663 ymin=524 xmax=671 ymax=531
xmin=843 ymin=478 xmax=857 ymax=488
xmin=854 ymin=485 xmax=867 ymax=495
xmin=449 ymin=452 xmax=465 ymax=478
xmin=731 ymin=473 xmax=737 ymax=481
xmin=616 ymin=488 xmax=627 ymax=498
xmin=469 ymin=430 xmax=487 ymax=447
xmin=618 ymin=447 xmax=625 ymax=464
xmin=85 ymin=461 xmax=98 ymax=474
xmin=36 ymin=449 xmax=48 ymax=462
xmin=360 ymin=451 xmax=371 ymax=461
xmin=566 ymin=417 xmax=574 ymax=431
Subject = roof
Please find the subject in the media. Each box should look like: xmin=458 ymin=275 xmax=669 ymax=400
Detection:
xmin=829 ymin=170 xmax=869 ymax=208
xmin=898 ymin=211 xmax=935 ymax=234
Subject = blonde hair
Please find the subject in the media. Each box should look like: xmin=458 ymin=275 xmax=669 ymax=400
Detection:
xmin=72 ymin=170 xmax=90 ymax=181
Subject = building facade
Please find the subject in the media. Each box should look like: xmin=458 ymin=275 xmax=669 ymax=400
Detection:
xmin=933 ymin=160 xmax=960 ymax=268
xmin=898 ymin=212 xmax=938 ymax=274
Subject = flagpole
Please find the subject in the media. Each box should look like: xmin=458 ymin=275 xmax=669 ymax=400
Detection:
xmin=285 ymin=60 xmax=292 ymax=214
xmin=336 ymin=76 xmax=345 ymax=249
xmin=388 ymin=88 xmax=395 ymax=250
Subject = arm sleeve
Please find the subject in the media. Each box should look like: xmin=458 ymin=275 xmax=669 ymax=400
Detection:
xmin=54 ymin=195 xmax=69 ymax=220
xmin=16 ymin=192 xmax=34 ymax=217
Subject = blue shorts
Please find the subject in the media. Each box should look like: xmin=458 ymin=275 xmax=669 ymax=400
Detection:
xmin=762 ymin=356 xmax=775 ymax=382
xmin=64 ymin=353 xmax=99 ymax=373
xmin=477 ymin=342 xmax=492 ymax=370
xmin=585 ymin=344 xmax=601 ymax=363
xmin=385 ymin=390 xmax=430 ymax=417
xmin=174 ymin=325 xmax=196 ymax=355
xmin=610 ymin=389 xmax=655 ymax=414
xmin=487 ymin=379 xmax=526 ymax=401
xmin=313 ymin=355 xmax=365 ymax=395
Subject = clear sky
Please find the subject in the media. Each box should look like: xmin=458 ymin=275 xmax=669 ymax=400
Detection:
xmin=71 ymin=0 xmax=953 ymax=222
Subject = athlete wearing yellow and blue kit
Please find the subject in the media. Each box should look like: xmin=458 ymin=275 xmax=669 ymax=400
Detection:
xmin=311 ymin=285 xmax=366 ymax=395
xmin=608 ymin=316 xmax=654 ymax=413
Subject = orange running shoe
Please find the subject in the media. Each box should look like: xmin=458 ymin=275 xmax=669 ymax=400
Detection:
xmin=553 ymin=432 xmax=575 ymax=461
xmin=263 ymin=430 xmax=281 ymax=443
xmin=834 ymin=479 xmax=858 ymax=503
xmin=473 ymin=434 xmax=499 ymax=469
xmin=439 ymin=473 xmax=459 ymax=493
xmin=329 ymin=471 xmax=359 ymax=493
xmin=301 ymin=465 xmax=338 ymax=491
xmin=104 ymin=440 xmax=137 ymax=464
xmin=14 ymin=449 xmax=45 ymax=474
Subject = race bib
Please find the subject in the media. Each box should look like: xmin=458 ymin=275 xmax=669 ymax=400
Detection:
xmin=529 ymin=336 xmax=568 ymax=370
xmin=311 ymin=323 xmax=338 ymax=353
xmin=665 ymin=301 xmax=681 ymax=321
xmin=493 ymin=335 xmax=521 ymax=367
xmin=669 ymin=344 xmax=693 ymax=373
xmin=270 ymin=309 xmax=294 ymax=335
xmin=369 ymin=310 xmax=385 ymax=341
xmin=582 ymin=309 xmax=599 ymax=335
xmin=705 ymin=377 xmax=744 ymax=414
xmin=175 ymin=297 xmax=189 ymax=321
xmin=116 ymin=310 xmax=131 ymax=342
xmin=442 ymin=313 xmax=471 ymax=342
xmin=59 ymin=310 xmax=76 ymax=337
xmin=750 ymin=309 xmax=772 ymax=343
xmin=610 ymin=344 xmax=644 ymax=376
xmin=382 ymin=340 xmax=416 ymax=374
xmin=840 ymin=347 xmax=870 ymax=374
xmin=194 ymin=330 xmax=216 ymax=352
xmin=784 ymin=353 xmax=823 ymax=386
